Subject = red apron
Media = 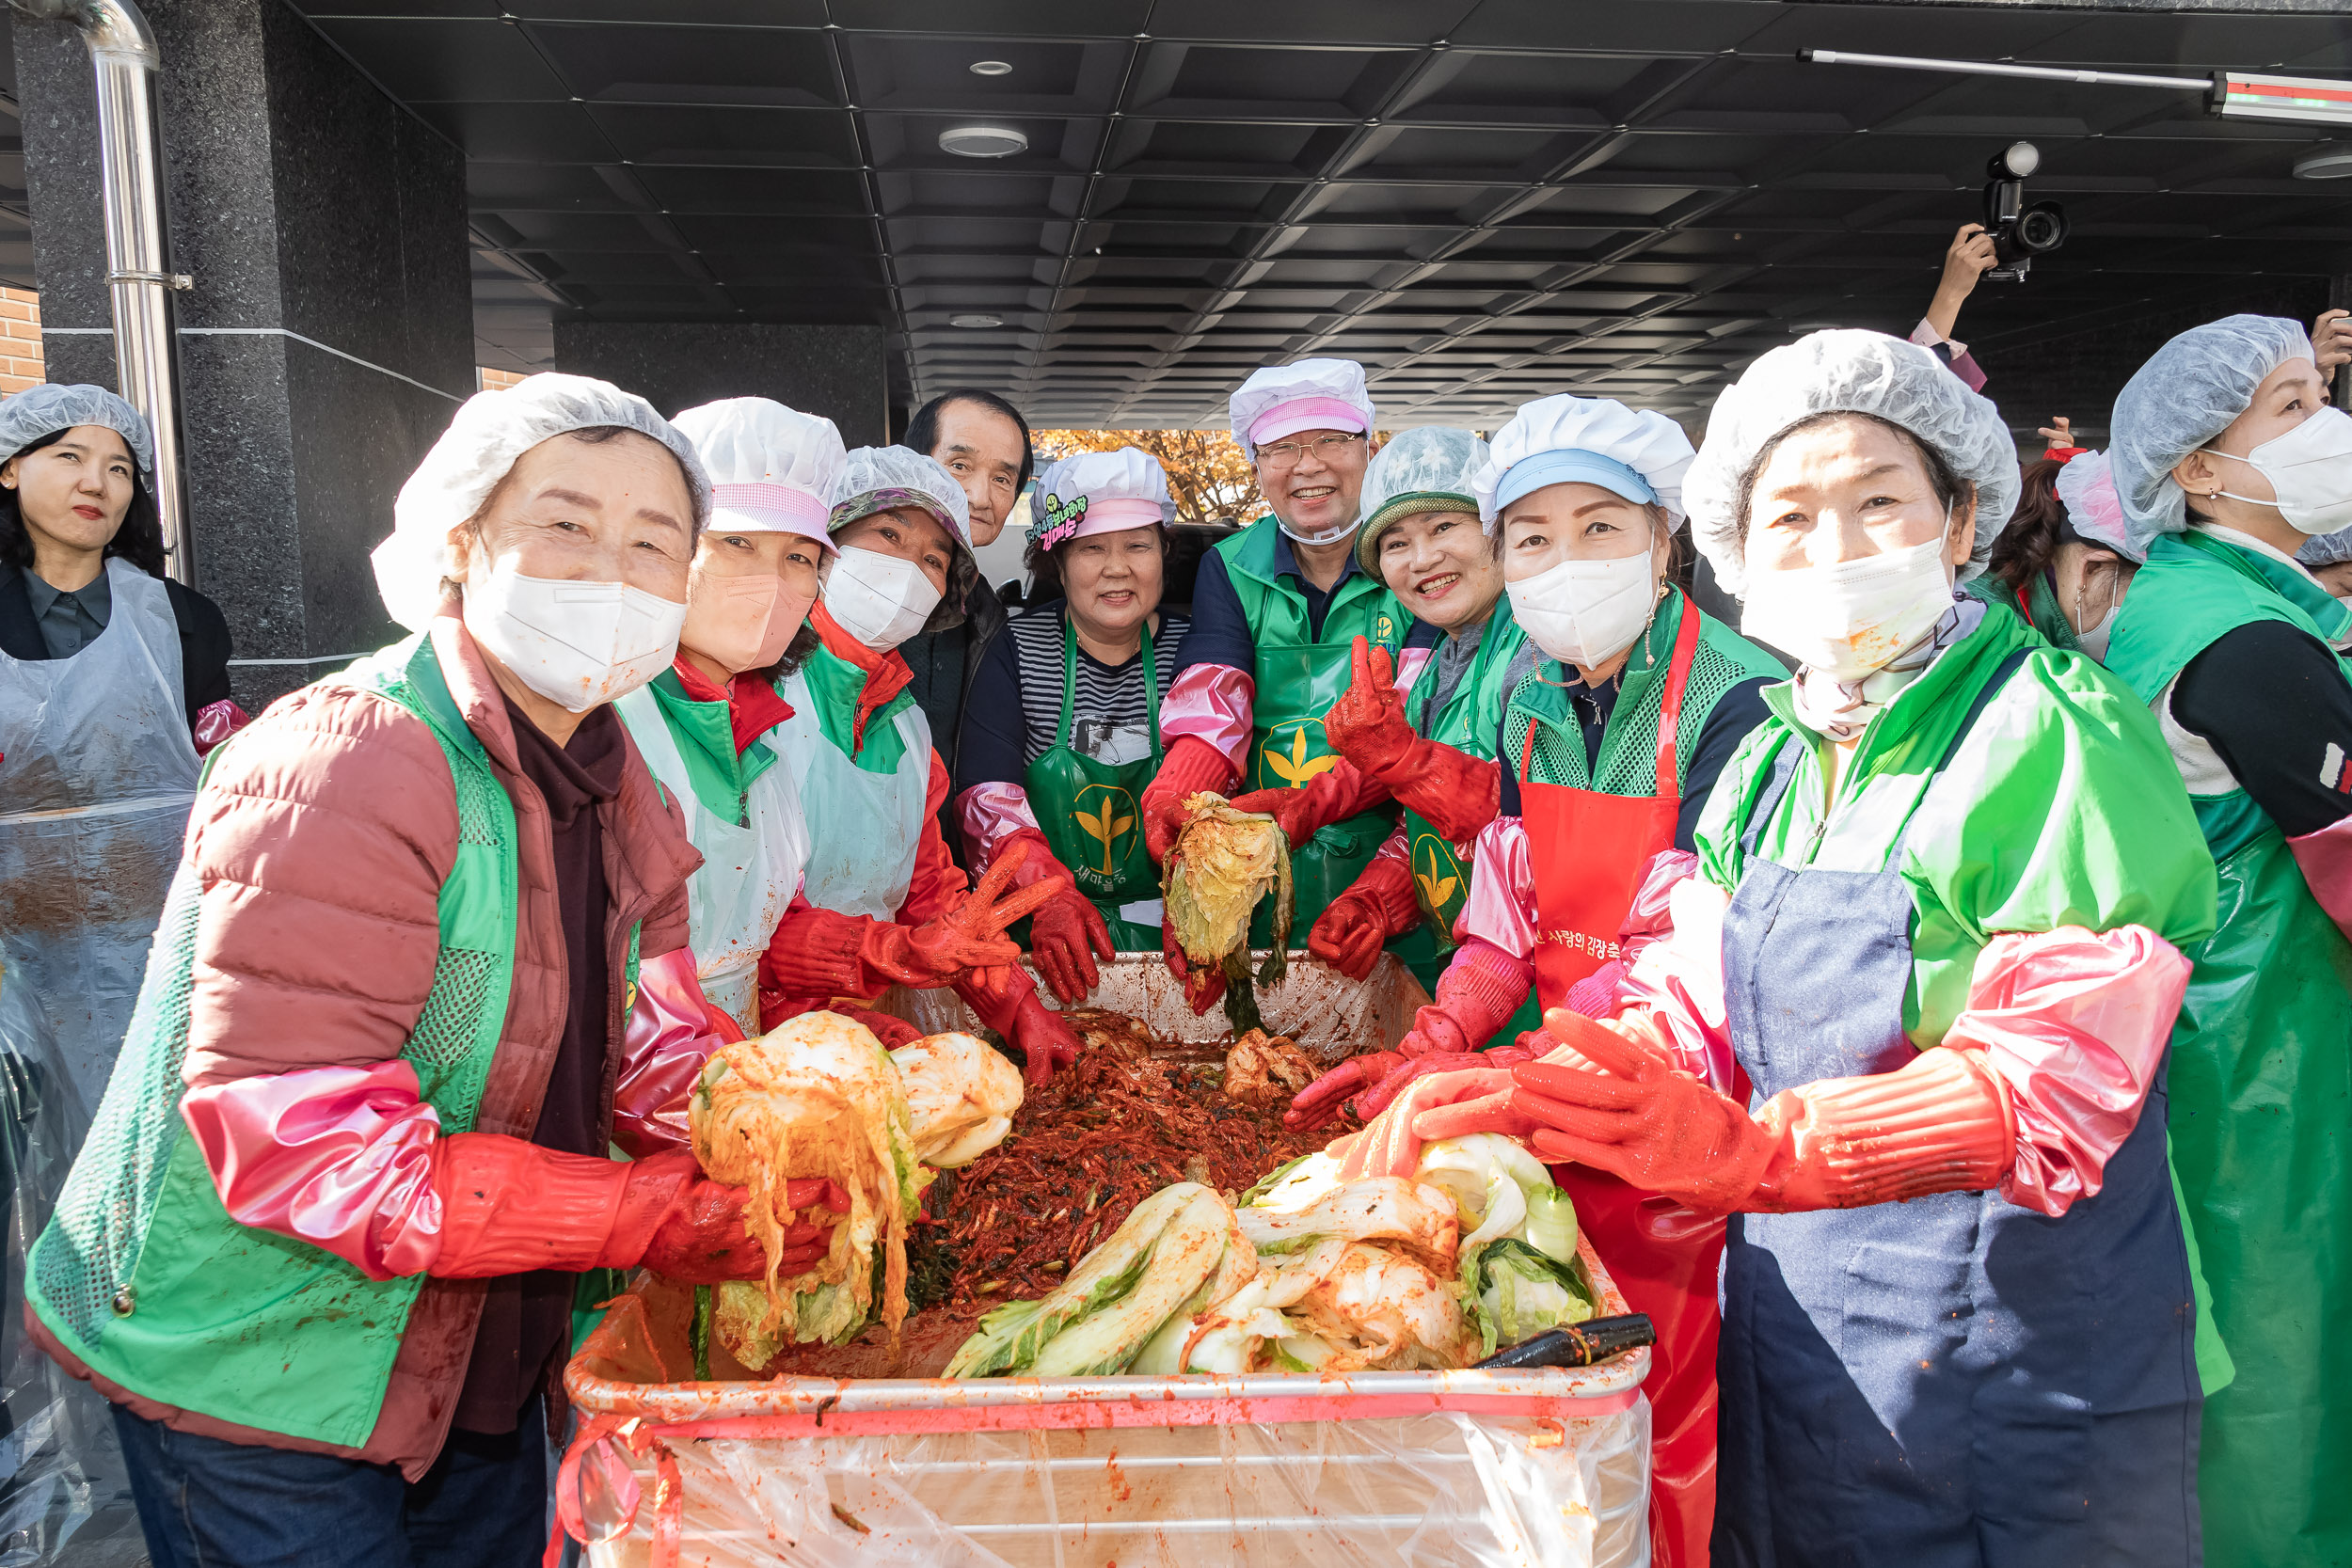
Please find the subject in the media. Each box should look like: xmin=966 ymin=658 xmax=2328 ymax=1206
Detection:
xmin=1518 ymin=604 xmax=1723 ymax=1568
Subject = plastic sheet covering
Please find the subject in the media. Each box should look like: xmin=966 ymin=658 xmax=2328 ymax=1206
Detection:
xmin=0 ymin=963 xmax=141 ymax=1563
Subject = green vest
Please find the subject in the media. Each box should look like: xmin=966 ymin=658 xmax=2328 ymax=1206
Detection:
xmin=27 ymin=633 xmax=522 ymax=1448
xmin=2103 ymin=529 xmax=2352 ymax=1565
xmin=1396 ymin=600 xmax=1532 ymax=996
xmin=1216 ymin=517 xmax=1410 ymax=939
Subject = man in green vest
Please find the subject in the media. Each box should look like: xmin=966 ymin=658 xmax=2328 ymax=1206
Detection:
xmin=1139 ymin=358 xmax=1415 ymax=1010
xmin=24 ymin=375 xmax=860 ymax=1568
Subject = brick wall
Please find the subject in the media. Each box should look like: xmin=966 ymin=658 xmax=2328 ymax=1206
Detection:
xmin=478 ymin=365 xmax=524 ymax=391
xmin=0 ymin=288 xmax=43 ymax=394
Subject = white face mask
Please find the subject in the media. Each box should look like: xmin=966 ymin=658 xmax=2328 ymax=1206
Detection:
xmin=1506 ymin=548 xmax=1659 ymax=671
xmin=1741 ymin=514 xmax=1956 ymax=681
xmin=684 ymin=569 xmax=813 ymax=676
xmin=463 ymin=561 xmax=685 ymax=714
xmin=821 ymin=545 xmax=943 ymax=651
xmin=2202 ymin=405 xmax=2352 ymax=537
xmin=2070 ymin=561 xmax=2124 ymax=663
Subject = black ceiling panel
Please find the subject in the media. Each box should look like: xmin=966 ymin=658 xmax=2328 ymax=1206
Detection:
xmin=294 ymin=0 xmax=2352 ymax=420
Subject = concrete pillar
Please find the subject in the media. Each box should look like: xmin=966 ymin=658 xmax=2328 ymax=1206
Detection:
xmin=14 ymin=0 xmax=475 ymax=707
xmin=552 ymin=321 xmax=889 ymax=444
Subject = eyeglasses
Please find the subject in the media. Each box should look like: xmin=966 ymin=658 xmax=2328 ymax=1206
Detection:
xmin=1256 ymin=432 xmax=1366 ymax=470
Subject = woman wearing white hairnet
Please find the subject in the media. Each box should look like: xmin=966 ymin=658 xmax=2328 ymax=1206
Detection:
xmin=24 ymin=374 xmax=850 ymax=1567
xmin=1977 ymin=450 xmax=2148 ymax=660
xmin=755 ymin=446 xmax=1084 ymax=1082
xmin=1297 ymin=399 xmax=1781 ymax=1568
xmin=0 ymin=385 xmax=241 ymax=1104
xmin=2300 ymin=519 xmax=2352 ymax=600
xmin=2101 ymin=314 xmax=2352 ymax=1567
xmin=1361 ymin=333 xmax=2218 ymax=1562
xmin=609 ymin=397 xmax=834 ymax=1040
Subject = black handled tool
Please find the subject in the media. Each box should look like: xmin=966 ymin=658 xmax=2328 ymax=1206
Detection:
xmin=1474 ymin=1312 xmax=1656 ymax=1370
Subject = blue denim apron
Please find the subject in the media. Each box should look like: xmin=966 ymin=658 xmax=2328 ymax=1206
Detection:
xmin=1712 ymin=652 xmax=2201 ymax=1568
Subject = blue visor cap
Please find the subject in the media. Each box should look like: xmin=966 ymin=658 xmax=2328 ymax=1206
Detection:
xmin=1494 ymin=448 xmax=1658 ymax=513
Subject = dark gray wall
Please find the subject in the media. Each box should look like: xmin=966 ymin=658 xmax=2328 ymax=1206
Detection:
xmin=15 ymin=0 xmax=473 ymax=706
xmin=553 ymin=322 xmax=889 ymax=446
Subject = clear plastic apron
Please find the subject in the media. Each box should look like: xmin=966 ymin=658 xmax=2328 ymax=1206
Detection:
xmin=772 ymin=666 xmax=930 ymax=920
xmin=0 ymin=558 xmax=199 ymax=1106
xmin=613 ymin=684 xmax=811 ymax=1035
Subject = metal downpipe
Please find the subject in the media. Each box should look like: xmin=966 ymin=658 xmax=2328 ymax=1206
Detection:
xmin=14 ymin=0 xmax=193 ymax=582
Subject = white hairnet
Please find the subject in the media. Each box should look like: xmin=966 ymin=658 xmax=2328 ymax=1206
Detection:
xmin=1034 ymin=447 xmax=1175 ymax=550
xmin=2052 ymin=450 xmax=2152 ymax=563
xmin=1229 ymin=358 xmax=1376 ymax=451
xmin=0 ymin=383 xmax=153 ymax=474
xmin=1474 ymin=394 xmax=1692 ymax=529
xmin=373 ymin=372 xmax=711 ymax=632
xmin=1356 ymin=427 xmax=1488 ymax=572
xmin=2110 ymin=314 xmax=2314 ymax=541
xmin=1685 ymin=330 xmax=2021 ymax=597
xmin=2299 ymin=522 xmax=2352 ymax=569
xmin=671 ymin=397 xmax=842 ymax=545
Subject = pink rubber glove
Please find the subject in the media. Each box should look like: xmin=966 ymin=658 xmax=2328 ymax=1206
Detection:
xmin=1141 ymin=735 xmax=1237 ymax=863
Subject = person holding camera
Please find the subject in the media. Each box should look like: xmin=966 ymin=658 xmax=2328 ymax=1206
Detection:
xmin=1911 ymin=222 xmax=1996 ymax=392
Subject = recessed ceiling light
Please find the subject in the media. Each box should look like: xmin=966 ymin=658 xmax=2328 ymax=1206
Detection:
xmin=939 ymin=124 xmax=1028 ymax=158
xmin=969 ymin=59 xmax=1013 ymax=76
xmin=2294 ymin=142 xmax=2352 ymax=179
xmin=949 ymin=314 xmax=1004 ymax=329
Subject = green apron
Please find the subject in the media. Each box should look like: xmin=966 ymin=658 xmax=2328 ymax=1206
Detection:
xmin=2105 ymin=528 xmax=2352 ymax=1566
xmin=1216 ymin=519 xmax=1409 ymax=943
xmin=1023 ymin=617 xmax=1164 ymax=951
xmin=1395 ymin=603 xmax=1539 ymax=1037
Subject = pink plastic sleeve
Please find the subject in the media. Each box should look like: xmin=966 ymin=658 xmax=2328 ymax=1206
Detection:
xmin=1910 ymin=318 xmax=1988 ymax=392
xmin=1613 ymin=871 xmax=1737 ymax=1093
xmin=1371 ymin=824 xmax=1409 ymax=868
xmin=179 ymin=1060 xmax=445 ymax=1281
xmin=957 ymin=782 xmax=1042 ymax=875
xmin=1456 ymin=816 xmax=1536 ymax=958
xmin=612 ymin=946 xmax=726 ymax=1159
xmin=1392 ymin=644 xmax=1434 ymax=694
xmin=1560 ymin=848 xmax=1698 ymax=1019
xmin=2288 ymin=814 xmax=2352 ymax=943
xmin=1160 ymin=663 xmax=1255 ymax=769
xmin=1942 ymin=925 xmax=2190 ymax=1218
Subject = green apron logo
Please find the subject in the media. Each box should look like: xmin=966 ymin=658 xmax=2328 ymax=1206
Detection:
xmin=1262 ymin=721 xmax=1343 ymax=789
xmin=1072 ymin=783 xmax=1139 ymax=876
xmin=1374 ymin=611 xmax=1397 ymax=644
xmin=1413 ymin=832 xmax=1462 ymax=912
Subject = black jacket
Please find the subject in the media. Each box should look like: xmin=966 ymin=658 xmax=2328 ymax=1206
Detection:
xmin=899 ymin=578 xmax=1007 ymax=867
xmin=0 ymin=560 xmax=233 ymax=727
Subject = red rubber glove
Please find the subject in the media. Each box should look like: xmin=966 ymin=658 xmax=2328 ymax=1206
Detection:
xmin=638 ymin=1175 xmax=851 ymax=1285
xmin=1141 ymin=736 xmax=1236 ymax=863
xmin=1494 ymin=1009 xmax=2014 ymax=1214
xmin=1397 ymin=939 xmax=1536 ymax=1057
xmin=1330 ymin=1067 xmax=1518 ymax=1181
xmin=1285 ymin=1050 xmax=1405 ymax=1130
xmin=906 ymin=837 xmax=1069 ymax=976
xmin=1028 ymin=887 xmax=1113 ymax=1004
xmin=1320 ymin=637 xmax=1501 ymax=843
xmin=1321 ymin=637 xmax=1417 ymax=774
xmin=955 ymin=963 xmax=1083 ymax=1084
xmin=1161 ymin=911 xmax=1227 ymax=1016
xmin=1307 ymin=850 xmax=1421 ymax=980
xmin=1226 ymin=757 xmax=1385 ymax=850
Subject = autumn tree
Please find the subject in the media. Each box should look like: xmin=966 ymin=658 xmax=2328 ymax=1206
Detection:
xmin=1031 ymin=428 xmax=1263 ymax=527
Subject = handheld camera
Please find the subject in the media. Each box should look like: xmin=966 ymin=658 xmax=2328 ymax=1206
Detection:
xmin=1980 ymin=141 xmax=2068 ymax=282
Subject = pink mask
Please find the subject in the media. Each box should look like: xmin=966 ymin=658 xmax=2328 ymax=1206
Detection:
xmin=682 ymin=570 xmax=812 ymax=675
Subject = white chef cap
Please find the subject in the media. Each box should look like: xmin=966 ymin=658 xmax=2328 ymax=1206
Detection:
xmin=1355 ymin=427 xmax=1488 ymax=573
xmin=2299 ymin=522 xmax=2352 ymax=569
xmin=1473 ymin=394 xmax=1692 ymax=531
xmin=1229 ymin=358 xmax=1376 ymax=451
xmin=1685 ymin=330 xmax=2020 ymax=597
xmin=670 ymin=397 xmax=842 ymax=549
xmin=2109 ymin=314 xmax=2314 ymax=541
xmin=372 ymin=372 xmax=711 ymax=633
xmin=2052 ymin=450 xmax=2150 ymax=563
xmin=0 ymin=383 xmax=153 ymax=474
xmin=1033 ymin=447 xmax=1175 ymax=550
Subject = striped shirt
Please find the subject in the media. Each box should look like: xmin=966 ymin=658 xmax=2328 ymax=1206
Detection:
xmin=954 ymin=602 xmax=1190 ymax=794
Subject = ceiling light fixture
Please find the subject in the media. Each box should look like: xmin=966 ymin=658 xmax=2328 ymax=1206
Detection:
xmin=2294 ymin=142 xmax=2352 ymax=179
xmin=969 ymin=60 xmax=1013 ymax=76
xmin=949 ymin=314 xmax=1004 ymax=328
xmin=939 ymin=124 xmax=1028 ymax=158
